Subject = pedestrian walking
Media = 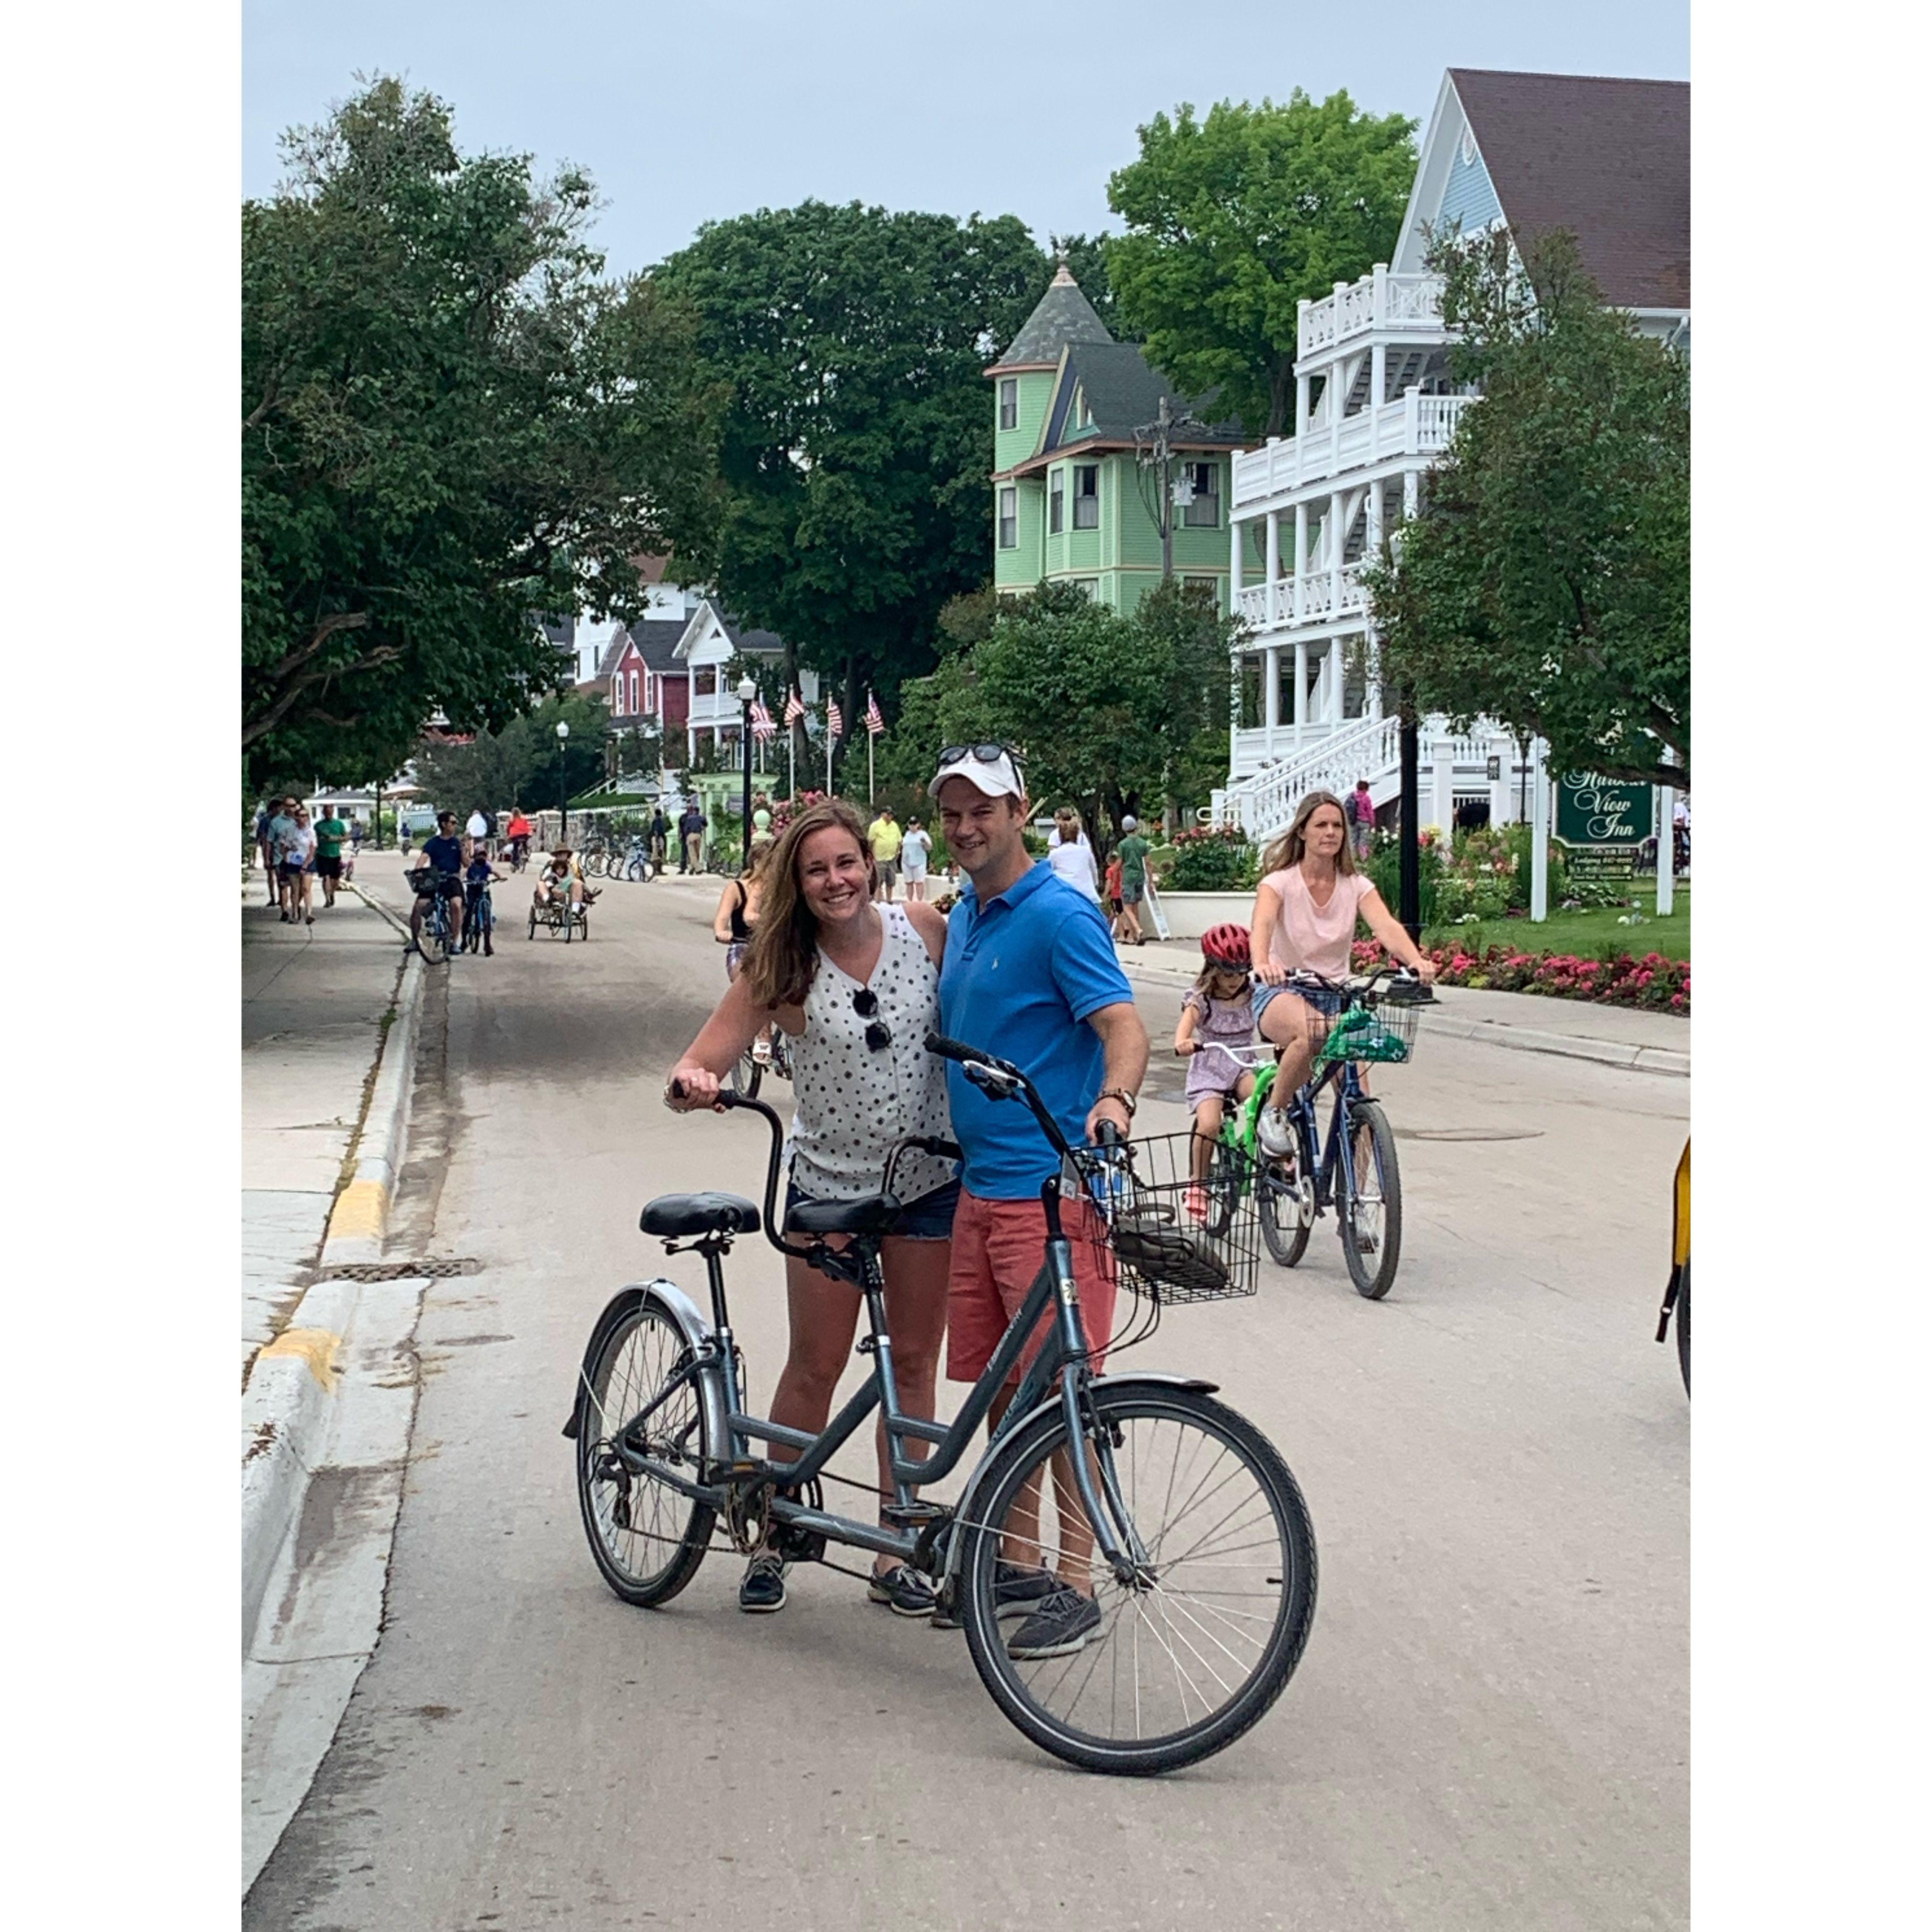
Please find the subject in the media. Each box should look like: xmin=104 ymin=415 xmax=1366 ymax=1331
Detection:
xmin=279 ymin=805 xmax=317 ymax=924
xmin=647 ymin=805 xmax=669 ymax=868
xmin=312 ymin=805 xmax=349 ymax=908
xmin=465 ymin=805 xmax=491 ymax=859
xmin=931 ymin=744 xmax=1147 ymax=1657
xmin=349 ymin=815 xmax=366 ymax=857
xmin=899 ymin=816 xmax=933 ymax=901
xmin=867 ymin=806 xmax=902 ymax=902
xmin=678 ymin=802 xmax=707 ymax=874
xmin=255 ymin=801 xmax=280 ymax=903
xmin=1114 ymin=814 xmax=1150 ymax=946
xmin=666 ymin=799 xmax=956 ymax=1616
xmin=1345 ymin=779 xmax=1375 ymax=862
xmin=1046 ymin=806 xmax=1100 ymax=902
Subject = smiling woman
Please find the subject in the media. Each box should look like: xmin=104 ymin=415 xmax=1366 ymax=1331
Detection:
xmin=664 ymin=797 xmax=958 ymax=1616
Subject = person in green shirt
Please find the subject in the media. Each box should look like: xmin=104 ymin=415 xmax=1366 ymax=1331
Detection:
xmin=313 ymin=811 xmax=348 ymax=908
xmin=1115 ymin=815 xmax=1150 ymax=946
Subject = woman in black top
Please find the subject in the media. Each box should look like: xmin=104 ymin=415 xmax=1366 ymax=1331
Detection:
xmin=712 ymin=842 xmax=770 ymax=979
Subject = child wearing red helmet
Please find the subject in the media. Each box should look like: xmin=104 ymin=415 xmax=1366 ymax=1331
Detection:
xmin=1175 ymin=923 xmax=1262 ymax=1219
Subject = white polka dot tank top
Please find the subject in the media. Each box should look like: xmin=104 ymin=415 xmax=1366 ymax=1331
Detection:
xmin=790 ymin=903 xmax=955 ymax=1204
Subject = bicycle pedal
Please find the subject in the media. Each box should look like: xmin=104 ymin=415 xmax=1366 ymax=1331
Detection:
xmin=880 ymin=1501 xmax=944 ymax=1527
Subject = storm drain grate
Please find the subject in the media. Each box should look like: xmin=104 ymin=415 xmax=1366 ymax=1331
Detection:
xmin=316 ymin=1257 xmax=483 ymax=1282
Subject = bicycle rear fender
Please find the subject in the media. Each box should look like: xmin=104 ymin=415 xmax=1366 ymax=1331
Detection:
xmin=936 ymin=1374 xmax=1221 ymax=1589
xmin=560 ymin=1280 xmax=720 ymax=1442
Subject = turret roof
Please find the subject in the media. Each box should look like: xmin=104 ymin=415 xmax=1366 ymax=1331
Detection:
xmin=989 ymin=261 xmax=1114 ymax=372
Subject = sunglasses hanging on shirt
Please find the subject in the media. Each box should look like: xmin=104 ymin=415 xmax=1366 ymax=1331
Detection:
xmin=851 ymin=988 xmax=892 ymax=1052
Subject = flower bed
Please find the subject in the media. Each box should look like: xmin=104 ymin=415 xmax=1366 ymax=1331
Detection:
xmin=1353 ymin=939 xmax=1689 ymax=1013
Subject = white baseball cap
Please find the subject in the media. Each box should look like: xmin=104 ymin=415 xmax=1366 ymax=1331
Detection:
xmin=930 ymin=743 xmax=1025 ymax=802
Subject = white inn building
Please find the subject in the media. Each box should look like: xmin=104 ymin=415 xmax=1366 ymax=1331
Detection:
xmin=1218 ymin=68 xmax=1689 ymax=844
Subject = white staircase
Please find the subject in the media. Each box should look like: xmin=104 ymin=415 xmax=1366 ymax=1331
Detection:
xmin=1213 ymin=713 xmax=1528 ymax=846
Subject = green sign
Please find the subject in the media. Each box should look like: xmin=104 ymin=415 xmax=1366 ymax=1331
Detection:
xmin=1555 ymin=771 xmax=1654 ymax=848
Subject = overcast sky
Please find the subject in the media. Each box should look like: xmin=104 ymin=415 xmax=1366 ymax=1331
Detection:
xmin=244 ymin=0 xmax=1687 ymax=276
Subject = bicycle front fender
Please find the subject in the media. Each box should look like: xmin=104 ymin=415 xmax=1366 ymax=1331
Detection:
xmin=939 ymin=1373 xmax=1222 ymax=1588
xmin=560 ymin=1279 xmax=720 ymax=1443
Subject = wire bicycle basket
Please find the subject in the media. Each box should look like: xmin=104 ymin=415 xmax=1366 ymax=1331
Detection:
xmin=1067 ymin=1130 xmax=1260 ymax=1308
xmin=1304 ymin=989 xmax=1426 ymax=1074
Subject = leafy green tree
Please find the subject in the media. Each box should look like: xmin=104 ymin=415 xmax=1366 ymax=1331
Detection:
xmin=243 ymin=79 xmax=721 ymax=791
xmin=1367 ymin=230 xmax=1689 ymax=790
xmin=410 ymin=691 xmax=611 ymax=814
xmin=653 ymin=202 xmax=1056 ymax=749
xmin=1105 ymin=91 xmax=1416 ymax=438
xmin=883 ymin=581 xmax=1235 ymax=849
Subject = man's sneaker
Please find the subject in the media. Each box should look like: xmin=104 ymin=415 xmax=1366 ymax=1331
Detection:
xmin=867 ymin=1564 xmax=937 ymax=1618
xmin=738 ymin=1552 xmax=788 ymax=1613
xmin=931 ymin=1560 xmax=1058 ymax=1631
xmin=1005 ymin=1584 xmax=1102 ymax=1660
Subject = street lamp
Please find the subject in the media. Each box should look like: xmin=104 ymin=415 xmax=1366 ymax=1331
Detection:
xmin=555 ymin=719 xmax=570 ymax=847
xmin=736 ymin=675 xmax=757 ymax=858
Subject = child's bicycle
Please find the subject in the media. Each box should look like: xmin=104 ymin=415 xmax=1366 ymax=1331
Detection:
xmin=566 ymin=1035 xmax=1317 ymax=1774
xmin=1199 ymin=966 xmax=1433 ymax=1300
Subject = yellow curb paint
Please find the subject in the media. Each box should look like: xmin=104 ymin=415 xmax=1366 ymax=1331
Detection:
xmin=327 ymin=1178 xmax=389 ymax=1243
xmin=258 ymin=1327 xmax=342 ymax=1392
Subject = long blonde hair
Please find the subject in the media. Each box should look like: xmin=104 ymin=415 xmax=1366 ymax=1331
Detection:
xmin=1261 ymin=789 xmax=1357 ymax=876
xmin=741 ymin=799 xmax=876 ymax=1010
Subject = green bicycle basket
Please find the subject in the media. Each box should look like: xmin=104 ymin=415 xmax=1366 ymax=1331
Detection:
xmin=1313 ymin=1004 xmax=1414 ymax=1070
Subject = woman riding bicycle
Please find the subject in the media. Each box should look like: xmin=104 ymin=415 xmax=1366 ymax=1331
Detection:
xmin=1250 ymin=791 xmax=1435 ymax=1115
xmin=714 ymin=841 xmax=774 ymax=1059
xmin=666 ymin=799 xmax=956 ymax=1618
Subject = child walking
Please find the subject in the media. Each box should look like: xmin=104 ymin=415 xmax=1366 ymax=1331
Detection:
xmin=1173 ymin=924 xmax=1263 ymax=1220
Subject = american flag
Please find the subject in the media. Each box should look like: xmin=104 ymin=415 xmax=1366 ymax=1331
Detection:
xmin=826 ymin=697 xmax=844 ymax=740
xmin=864 ymin=691 xmax=885 ymax=737
xmin=749 ymin=697 xmax=777 ymax=743
xmin=783 ymin=687 xmax=806 ymax=726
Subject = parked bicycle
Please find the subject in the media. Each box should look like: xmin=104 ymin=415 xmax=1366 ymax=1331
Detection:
xmin=617 ymin=834 xmax=656 ymax=883
xmin=567 ymin=1033 xmax=1317 ymax=1774
xmin=1198 ymin=966 xmax=1431 ymax=1300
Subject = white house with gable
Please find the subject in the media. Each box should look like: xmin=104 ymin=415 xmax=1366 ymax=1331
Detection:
xmin=1219 ymin=68 xmax=1689 ymax=844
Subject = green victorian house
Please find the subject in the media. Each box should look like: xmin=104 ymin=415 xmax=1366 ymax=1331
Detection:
xmin=988 ymin=264 xmax=1245 ymax=613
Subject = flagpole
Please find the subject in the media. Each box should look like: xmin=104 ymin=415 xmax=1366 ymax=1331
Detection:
xmin=868 ymin=728 xmax=874 ymax=805
xmin=788 ymin=726 xmax=795 ymax=802
xmin=826 ymin=713 xmax=834 ymax=794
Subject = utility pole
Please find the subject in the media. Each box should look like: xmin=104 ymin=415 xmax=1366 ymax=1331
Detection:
xmin=1135 ymin=392 xmax=1204 ymax=583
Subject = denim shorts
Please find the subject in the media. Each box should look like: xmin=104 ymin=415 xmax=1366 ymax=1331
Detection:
xmin=1253 ymin=978 xmax=1345 ymax=1022
xmin=784 ymin=1175 xmax=960 ymax=1242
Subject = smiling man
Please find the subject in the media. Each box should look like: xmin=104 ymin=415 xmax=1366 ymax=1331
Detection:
xmin=931 ymin=743 xmax=1148 ymax=1660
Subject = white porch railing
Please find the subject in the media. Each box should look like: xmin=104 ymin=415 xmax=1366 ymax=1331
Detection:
xmin=1297 ymin=268 xmax=1446 ymax=359
xmin=1231 ymin=392 xmax=1474 ymax=510
xmin=1221 ymin=715 xmax=1401 ymax=842
xmin=1234 ymin=563 xmax=1373 ymax=635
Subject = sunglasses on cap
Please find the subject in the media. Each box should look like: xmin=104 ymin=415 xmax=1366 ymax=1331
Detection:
xmin=938 ymin=742 xmax=1024 ymax=773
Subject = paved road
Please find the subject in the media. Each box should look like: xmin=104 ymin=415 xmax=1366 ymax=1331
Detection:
xmin=247 ymin=856 xmax=1689 ymax=1931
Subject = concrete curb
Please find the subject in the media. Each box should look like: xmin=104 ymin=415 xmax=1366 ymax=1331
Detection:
xmin=242 ymin=950 xmax=424 ymax=1657
xmin=321 ymin=951 xmax=425 ymax=1265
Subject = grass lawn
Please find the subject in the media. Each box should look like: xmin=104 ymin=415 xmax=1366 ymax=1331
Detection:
xmin=1423 ymin=890 xmax=1689 ymax=963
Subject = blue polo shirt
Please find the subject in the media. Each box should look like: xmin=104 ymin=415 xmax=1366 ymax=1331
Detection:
xmin=938 ymin=861 xmax=1134 ymax=1198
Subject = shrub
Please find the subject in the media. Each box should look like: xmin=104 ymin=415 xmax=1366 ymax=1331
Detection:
xmin=1364 ymin=826 xmax=1444 ymax=928
xmin=1353 ymin=938 xmax=1690 ymax=1012
xmin=1166 ymin=827 xmax=1259 ymax=892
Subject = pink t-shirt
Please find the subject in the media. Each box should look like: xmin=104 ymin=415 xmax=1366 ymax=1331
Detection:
xmin=1260 ymin=867 xmax=1374 ymax=979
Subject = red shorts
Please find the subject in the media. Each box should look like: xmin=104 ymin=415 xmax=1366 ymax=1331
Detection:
xmin=945 ymin=1186 xmax=1117 ymax=1386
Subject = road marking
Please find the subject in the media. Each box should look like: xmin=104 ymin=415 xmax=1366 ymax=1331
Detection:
xmin=256 ymin=1327 xmax=342 ymax=1392
xmin=326 ymin=1177 xmax=388 ymax=1243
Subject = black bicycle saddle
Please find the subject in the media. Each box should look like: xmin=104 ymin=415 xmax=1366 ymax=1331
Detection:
xmin=640 ymin=1193 xmax=761 ymax=1239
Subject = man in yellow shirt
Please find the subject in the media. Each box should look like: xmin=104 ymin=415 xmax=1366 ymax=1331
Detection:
xmin=866 ymin=807 xmax=903 ymax=902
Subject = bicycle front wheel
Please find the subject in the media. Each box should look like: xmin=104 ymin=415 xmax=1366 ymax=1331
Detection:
xmin=1258 ymin=1153 xmax=1311 ymax=1269
xmin=723 ymin=1049 xmax=762 ymax=1101
xmin=958 ymin=1383 xmax=1316 ymax=1775
xmin=576 ymin=1301 xmax=717 ymax=1606
xmin=1338 ymin=1099 xmax=1402 ymax=1300
xmin=420 ymin=911 xmax=450 ymax=965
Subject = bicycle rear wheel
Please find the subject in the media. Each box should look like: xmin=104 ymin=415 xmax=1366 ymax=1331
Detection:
xmin=576 ymin=1301 xmax=717 ymax=1606
xmin=957 ymin=1383 xmax=1316 ymax=1775
xmin=1337 ymin=1099 xmax=1402 ymax=1300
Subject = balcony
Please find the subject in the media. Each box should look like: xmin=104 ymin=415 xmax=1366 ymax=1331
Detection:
xmin=1236 ymin=564 xmax=1372 ymax=636
xmin=1232 ymin=392 xmax=1474 ymax=513
xmin=1298 ymin=267 xmax=1445 ymax=360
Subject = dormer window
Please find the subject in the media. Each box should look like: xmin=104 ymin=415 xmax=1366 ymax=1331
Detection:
xmin=999 ymin=378 xmax=1017 ymax=431
xmin=1182 ymin=462 xmax=1219 ymax=528
xmin=1073 ymin=464 xmax=1099 ymax=529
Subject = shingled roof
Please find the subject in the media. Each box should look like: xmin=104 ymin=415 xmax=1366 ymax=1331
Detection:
xmin=989 ymin=262 xmax=1115 ymax=373
xmin=1056 ymin=342 xmax=1244 ymax=447
xmin=1451 ymin=69 xmax=1689 ymax=310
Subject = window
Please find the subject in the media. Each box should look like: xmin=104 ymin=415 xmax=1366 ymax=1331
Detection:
xmin=1182 ymin=461 xmax=1219 ymax=527
xmin=1073 ymin=464 xmax=1099 ymax=529
xmin=628 ymin=669 xmax=640 ymax=714
xmin=998 ymin=486 xmax=1017 ymax=550
xmin=1073 ymin=577 xmax=1100 ymax=600
xmin=1048 ymin=471 xmax=1064 ymax=534
xmin=1183 ymin=574 xmax=1219 ymax=601
xmin=998 ymin=378 xmax=1017 ymax=431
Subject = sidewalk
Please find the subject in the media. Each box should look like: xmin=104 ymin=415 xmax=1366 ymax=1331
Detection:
xmin=241 ymin=869 xmax=405 ymax=1377
xmin=1124 ymin=937 xmax=1689 ymax=1077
